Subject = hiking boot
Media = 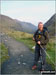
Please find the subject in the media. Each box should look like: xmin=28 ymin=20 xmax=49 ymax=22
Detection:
xmin=32 ymin=65 xmax=37 ymax=70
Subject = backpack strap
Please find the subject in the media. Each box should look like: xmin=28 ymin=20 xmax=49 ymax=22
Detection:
xmin=43 ymin=29 xmax=46 ymax=39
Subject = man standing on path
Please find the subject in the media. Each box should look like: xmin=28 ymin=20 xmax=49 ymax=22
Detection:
xmin=32 ymin=22 xmax=49 ymax=71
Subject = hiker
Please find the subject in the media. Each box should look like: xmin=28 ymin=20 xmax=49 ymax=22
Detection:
xmin=32 ymin=22 xmax=49 ymax=71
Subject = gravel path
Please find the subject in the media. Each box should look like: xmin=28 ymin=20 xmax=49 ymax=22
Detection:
xmin=1 ymin=33 xmax=52 ymax=74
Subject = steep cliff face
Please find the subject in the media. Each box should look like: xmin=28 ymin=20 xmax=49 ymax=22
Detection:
xmin=44 ymin=14 xmax=56 ymax=36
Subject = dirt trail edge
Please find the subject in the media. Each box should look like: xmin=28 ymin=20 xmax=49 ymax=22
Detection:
xmin=1 ymin=33 xmax=52 ymax=74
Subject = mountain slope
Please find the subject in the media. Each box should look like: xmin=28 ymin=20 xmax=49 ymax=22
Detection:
xmin=0 ymin=15 xmax=22 ymax=32
xmin=0 ymin=14 xmax=37 ymax=34
xmin=44 ymin=14 xmax=56 ymax=36
xmin=15 ymin=20 xmax=37 ymax=33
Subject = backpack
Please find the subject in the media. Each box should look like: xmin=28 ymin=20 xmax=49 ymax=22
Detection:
xmin=43 ymin=27 xmax=48 ymax=32
xmin=43 ymin=27 xmax=48 ymax=39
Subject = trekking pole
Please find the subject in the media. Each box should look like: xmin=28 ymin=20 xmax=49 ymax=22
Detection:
xmin=40 ymin=45 xmax=55 ymax=66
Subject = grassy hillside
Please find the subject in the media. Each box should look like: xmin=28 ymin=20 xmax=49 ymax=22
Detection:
xmin=0 ymin=14 xmax=22 ymax=32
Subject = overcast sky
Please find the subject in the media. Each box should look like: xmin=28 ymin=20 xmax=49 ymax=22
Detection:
xmin=1 ymin=0 xmax=55 ymax=26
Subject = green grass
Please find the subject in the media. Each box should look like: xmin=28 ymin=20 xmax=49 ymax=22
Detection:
xmin=4 ymin=30 xmax=55 ymax=70
xmin=46 ymin=39 xmax=55 ymax=70
xmin=0 ymin=43 xmax=9 ymax=66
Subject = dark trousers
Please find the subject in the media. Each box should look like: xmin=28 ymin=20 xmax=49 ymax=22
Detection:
xmin=34 ymin=44 xmax=46 ymax=69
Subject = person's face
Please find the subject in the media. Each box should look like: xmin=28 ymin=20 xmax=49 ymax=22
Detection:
xmin=38 ymin=23 xmax=43 ymax=31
